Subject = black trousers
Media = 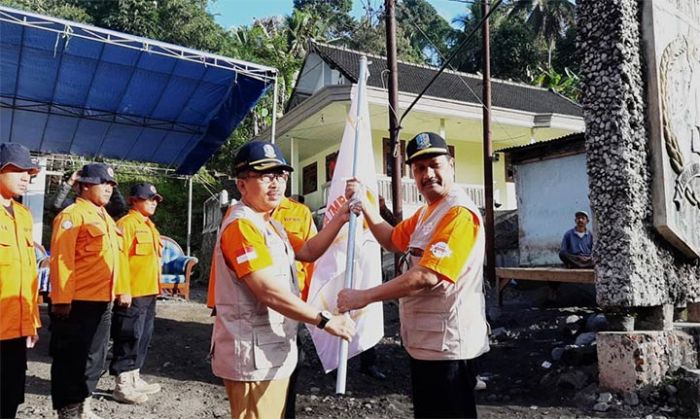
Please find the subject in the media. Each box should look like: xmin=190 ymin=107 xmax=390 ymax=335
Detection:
xmin=109 ymin=295 xmax=156 ymax=375
xmin=410 ymin=357 xmax=478 ymax=419
xmin=50 ymin=301 xmax=112 ymax=410
xmin=0 ymin=337 xmax=27 ymax=419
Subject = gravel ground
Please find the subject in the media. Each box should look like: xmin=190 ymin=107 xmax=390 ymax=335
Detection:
xmin=16 ymin=283 xmax=675 ymax=418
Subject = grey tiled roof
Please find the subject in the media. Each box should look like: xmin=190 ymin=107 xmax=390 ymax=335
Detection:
xmin=309 ymin=42 xmax=582 ymax=117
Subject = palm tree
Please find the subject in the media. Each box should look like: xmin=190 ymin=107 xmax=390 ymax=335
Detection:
xmin=508 ymin=0 xmax=575 ymax=68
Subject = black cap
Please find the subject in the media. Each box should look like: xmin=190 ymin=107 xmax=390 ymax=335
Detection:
xmin=405 ymin=132 xmax=451 ymax=164
xmin=0 ymin=143 xmax=40 ymax=175
xmin=77 ymin=163 xmax=117 ymax=185
xmin=233 ymin=140 xmax=293 ymax=175
xmin=129 ymin=183 xmax=163 ymax=202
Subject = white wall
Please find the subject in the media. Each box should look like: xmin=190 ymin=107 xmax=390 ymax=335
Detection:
xmin=515 ymin=153 xmax=593 ymax=266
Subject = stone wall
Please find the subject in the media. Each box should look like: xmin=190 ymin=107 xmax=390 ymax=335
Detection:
xmin=577 ymin=0 xmax=700 ymax=308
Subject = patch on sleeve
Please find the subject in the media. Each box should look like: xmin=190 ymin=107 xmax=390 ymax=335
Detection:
xmin=235 ymin=246 xmax=258 ymax=264
xmin=61 ymin=220 xmax=73 ymax=230
xmin=429 ymin=241 xmax=452 ymax=258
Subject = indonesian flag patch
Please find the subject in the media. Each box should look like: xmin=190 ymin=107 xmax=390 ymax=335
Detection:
xmin=235 ymin=246 xmax=258 ymax=264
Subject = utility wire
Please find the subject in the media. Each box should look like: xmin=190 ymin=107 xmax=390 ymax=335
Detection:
xmin=399 ymin=0 xmax=504 ymax=126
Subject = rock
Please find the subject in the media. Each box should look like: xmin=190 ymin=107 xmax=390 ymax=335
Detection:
xmin=664 ymin=384 xmax=677 ymax=396
xmin=304 ymin=407 xmax=313 ymax=413
xmin=530 ymin=405 xmax=538 ymax=410
xmin=310 ymin=387 xmax=320 ymax=393
xmin=593 ymin=402 xmax=610 ymax=412
xmin=623 ymin=391 xmax=639 ymax=406
xmin=552 ymin=347 xmax=565 ymax=361
xmin=597 ymin=392 xmax=613 ymax=403
xmin=557 ymin=369 xmax=589 ymax=390
xmin=565 ymin=315 xmax=582 ymax=325
xmin=492 ymin=327 xmax=507 ymax=339
xmin=585 ymin=313 xmax=608 ymax=332
xmin=541 ymin=361 xmax=552 ymax=369
xmin=364 ymin=403 xmax=372 ymax=409
xmin=575 ymin=332 xmax=597 ymax=346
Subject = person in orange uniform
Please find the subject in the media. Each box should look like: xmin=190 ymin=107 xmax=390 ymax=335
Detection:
xmin=339 ymin=132 xmax=490 ymax=419
xmin=49 ymin=163 xmax=123 ymax=419
xmin=110 ymin=183 xmax=164 ymax=404
xmin=0 ymin=143 xmax=41 ymax=419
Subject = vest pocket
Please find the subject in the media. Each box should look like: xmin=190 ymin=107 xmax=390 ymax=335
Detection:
xmin=405 ymin=313 xmax=448 ymax=352
xmin=84 ymin=224 xmax=105 ymax=252
xmin=252 ymin=326 xmax=290 ymax=370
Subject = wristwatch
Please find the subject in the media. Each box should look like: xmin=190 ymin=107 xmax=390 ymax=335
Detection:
xmin=317 ymin=310 xmax=332 ymax=329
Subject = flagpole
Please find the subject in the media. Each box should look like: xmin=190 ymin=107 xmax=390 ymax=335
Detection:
xmin=336 ymin=55 xmax=368 ymax=395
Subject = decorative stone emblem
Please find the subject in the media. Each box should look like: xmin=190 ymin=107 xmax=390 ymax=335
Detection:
xmin=643 ymin=0 xmax=700 ymax=258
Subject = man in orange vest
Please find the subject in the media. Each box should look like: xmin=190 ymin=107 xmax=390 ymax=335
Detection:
xmin=110 ymin=183 xmax=164 ymax=404
xmin=0 ymin=143 xmax=41 ymax=419
xmin=339 ymin=132 xmax=490 ymax=418
xmin=50 ymin=163 xmax=123 ymax=419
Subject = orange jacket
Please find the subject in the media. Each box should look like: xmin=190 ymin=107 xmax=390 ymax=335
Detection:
xmin=50 ymin=197 xmax=124 ymax=304
xmin=0 ymin=200 xmax=40 ymax=340
xmin=207 ymin=197 xmax=317 ymax=308
xmin=115 ymin=210 xmax=162 ymax=297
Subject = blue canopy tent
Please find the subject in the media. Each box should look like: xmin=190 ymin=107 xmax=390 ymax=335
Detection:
xmin=0 ymin=6 xmax=278 ymax=252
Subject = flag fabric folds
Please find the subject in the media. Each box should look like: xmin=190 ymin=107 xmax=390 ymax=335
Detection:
xmin=305 ymin=67 xmax=384 ymax=373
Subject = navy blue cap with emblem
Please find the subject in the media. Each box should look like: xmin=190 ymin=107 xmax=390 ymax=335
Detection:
xmin=0 ymin=143 xmax=40 ymax=175
xmin=234 ymin=140 xmax=294 ymax=175
xmin=77 ymin=163 xmax=117 ymax=185
xmin=129 ymin=183 xmax=163 ymax=202
xmin=405 ymin=132 xmax=451 ymax=164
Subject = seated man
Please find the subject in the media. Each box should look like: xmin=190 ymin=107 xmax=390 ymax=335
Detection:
xmin=559 ymin=210 xmax=594 ymax=268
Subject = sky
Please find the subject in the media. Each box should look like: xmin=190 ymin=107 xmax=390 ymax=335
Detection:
xmin=209 ymin=0 xmax=470 ymax=30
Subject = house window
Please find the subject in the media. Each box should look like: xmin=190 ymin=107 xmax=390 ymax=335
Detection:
xmin=325 ymin=152 xmax=338 ymax=182
xmin=302 ymin=162 xmax=318 ymax=195
xmin=383 ymin=138 xmax=406 ymax=177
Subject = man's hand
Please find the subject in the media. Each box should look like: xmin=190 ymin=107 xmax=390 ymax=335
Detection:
xmin=323 ymin=314 xmax=356 ymax=341
xmin=116 ymin=294 xmax=132 ymax=308
xmin=52 ymin=303 xmax=72 ymax=319
xmin=26 ymin=335 xmax=39 ymax=348
xmin=337 ymin=288 xmax=368 ymax=313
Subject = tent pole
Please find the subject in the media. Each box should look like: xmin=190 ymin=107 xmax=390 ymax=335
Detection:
xmin=187 ymin=176 xmax=193 ymax=256
xmin=271 ymin=74 xmax=278 ymax=144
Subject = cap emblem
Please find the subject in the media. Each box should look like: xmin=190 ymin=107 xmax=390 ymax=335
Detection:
xmin=150 ymin=185 xmax=157 ymax=194
xmin=263 ymin=144 xmax=276 ymax=158
xmin=416 ymin=133 xmax=431 ymax=150
xmin=107 ymin=167 xmax=115 ymax=177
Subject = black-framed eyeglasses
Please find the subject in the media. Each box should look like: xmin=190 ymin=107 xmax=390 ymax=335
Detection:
xmin=243 ymin=171 xmax=290 ymax=185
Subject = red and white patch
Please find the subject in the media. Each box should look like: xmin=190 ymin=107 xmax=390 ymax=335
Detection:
xmin=235 ymin=246 xmax=258 ymax=264
xmin=429 ymin=241 xmax=452 ymax=258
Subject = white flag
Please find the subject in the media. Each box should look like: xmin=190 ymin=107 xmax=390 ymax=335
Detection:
xmin=305 ymin=65 xmax=384 ymax=373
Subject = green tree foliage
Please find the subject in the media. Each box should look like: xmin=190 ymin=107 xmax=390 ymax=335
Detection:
xmin=396 ymin=0 xmax=453 ymax=63
xmin=293 ymin=0 xmax=355 ymax=42
xmin=451 ymin=2 xmax=541 ymax=82
xmin=528 ymin=65 xmax=580 ymax=101
xmin=507 ymin=0 xmax=575 ymax=68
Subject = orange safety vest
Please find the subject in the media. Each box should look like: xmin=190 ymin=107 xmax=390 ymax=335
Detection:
xmin=115 ymin=209 xmax=163 ymax=297
xmin=0 ymin=200 xmax=40 ymax=340
xmin=50 ymin=197 xmax=124 ymax=304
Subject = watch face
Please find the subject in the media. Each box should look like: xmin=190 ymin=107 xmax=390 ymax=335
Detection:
xmin=321 ymin=310 xmax=332 ymax=320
